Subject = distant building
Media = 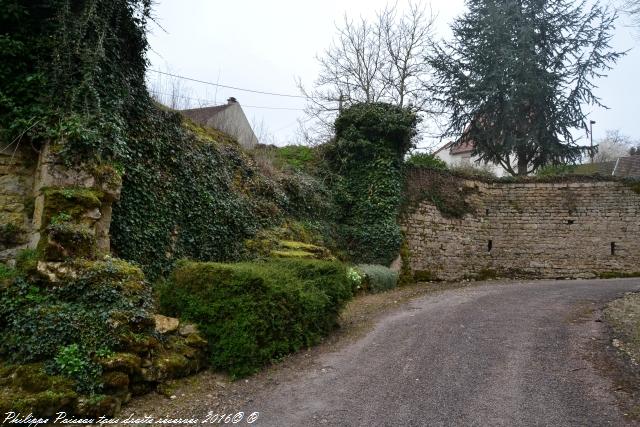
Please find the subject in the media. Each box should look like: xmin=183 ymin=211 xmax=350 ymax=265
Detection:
xmin=575 ymin=156 xmax=640 ymax=178
xmin=181 ymin=97 xmax=258 ymax=149
xmin=433 ymin=140 xmax=509 ymax=177
xmin=612 ymin=156 xmax=640 ymax=178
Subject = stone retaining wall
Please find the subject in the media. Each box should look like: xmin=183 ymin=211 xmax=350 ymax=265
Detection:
xmin=0 ymin=144 xmax=37 ymax=261
xmin=402 ymin=176 xmax=640 ymax=280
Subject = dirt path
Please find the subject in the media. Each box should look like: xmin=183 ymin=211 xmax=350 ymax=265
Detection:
xmin=121 ymin=279 xmax=640 ymax=426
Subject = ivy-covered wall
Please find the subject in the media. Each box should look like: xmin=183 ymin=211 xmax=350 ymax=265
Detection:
xmin=110 ymin=112 xmax=335 ymax=279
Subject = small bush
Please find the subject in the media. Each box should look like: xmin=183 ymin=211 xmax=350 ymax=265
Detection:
xmin=356 ymin=264 xmax=399 ymax=293
xmin=449 ymin=163 xmax=497 ymax=179
xmin=49 ymin=344 xmax=104 ymax=394
xmin=405 ymin=153 xmax=448 ymax=170
xmin=159 ymin=259 xmax=353 ymax=378
xmin=346 ymin=267 xmax=363 ymax=292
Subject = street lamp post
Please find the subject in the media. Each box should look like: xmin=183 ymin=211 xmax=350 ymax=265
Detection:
xmin=590 ymin=120 xmax=596 ymax=164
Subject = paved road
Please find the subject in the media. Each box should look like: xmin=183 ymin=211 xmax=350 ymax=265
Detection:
xmin=249 ymin=279 xmax=640 ymax=427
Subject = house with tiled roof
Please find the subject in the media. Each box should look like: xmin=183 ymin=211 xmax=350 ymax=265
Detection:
xmin=612 ymin=156 xmax=640 ymax=178
xmin=572 ymin=156 xmax=640 ymax=178
xmin=433 ymin=139 xmax=510 ymax=177
xmin=181 ymin=97 xmax=258 ymax=149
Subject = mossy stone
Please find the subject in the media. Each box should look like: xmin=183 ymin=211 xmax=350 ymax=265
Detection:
xmin=102 ymin=371 xmax=130 ymax=390
xmin=184 ymin=333 xmax=208 ymax=349
xmin=41 ymin=187 xmax=103 ymax=228
xmin=269 ymin=240 xmax=335 ymax=260
xmin=14 ymin=364 xmax=53 ymax=392
xmin=41 ymin=222 xmax=96 ymax=261
xmin=0 ymin=363 xmax=77 ymax=417
xmin=118 ymin=332 xmax=159 ymax=355
xmin=99 ymin=352 xmax=142 ymax=375
xmin=92 ymin=163 xmax=123 ymax=193
xmin=152 ymin=351 xmax=190 ymax=381
xmin=12 ymin=389 xmax=78 ymax=417
xmin=270 ymin=249 xmax=316 ymax=259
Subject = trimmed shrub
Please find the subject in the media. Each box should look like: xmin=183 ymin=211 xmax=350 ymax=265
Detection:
xmin=159 ymin=259 xmax=353 ymax=378
xmin=356 ymin=264 xmax=399 ymax=293
xmin=405 ymin=153 xmax=448 ymax=170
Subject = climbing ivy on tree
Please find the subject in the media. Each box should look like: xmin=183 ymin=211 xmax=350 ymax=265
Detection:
xmin=0 ymin=0 xmax=151 ymax=160
xmin=323 ymin=103 xmax=418 ymax=265
xmin=1 ymin=1 xmax=335 ymax=279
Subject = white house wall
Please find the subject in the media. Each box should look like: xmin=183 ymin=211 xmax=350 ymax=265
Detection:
xmin=205 ymin=103 xmax=258 ymax=149
xmin=434 ymin=150 xmax=510 ymax=177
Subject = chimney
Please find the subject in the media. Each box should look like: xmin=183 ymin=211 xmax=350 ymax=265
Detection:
xmin=227 ymin=97 xmax=237 ymax=104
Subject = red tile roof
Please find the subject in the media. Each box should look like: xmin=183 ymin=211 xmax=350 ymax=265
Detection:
xmin=449 ymin=140 xmax=475 ymax=155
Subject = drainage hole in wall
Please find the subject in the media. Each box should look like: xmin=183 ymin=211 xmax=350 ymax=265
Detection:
xmin=567 ymin=219 xmax=575 ymax=225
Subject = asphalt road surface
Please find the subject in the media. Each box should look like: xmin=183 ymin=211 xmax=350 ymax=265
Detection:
xmin=249 ymin=278 xmax=640 ymax=427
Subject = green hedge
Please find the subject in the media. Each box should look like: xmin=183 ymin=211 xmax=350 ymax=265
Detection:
xmin=159 ymin=259 xmax=353 ymax=378
xmin=356 ymin=264 xmax=399 ymax=293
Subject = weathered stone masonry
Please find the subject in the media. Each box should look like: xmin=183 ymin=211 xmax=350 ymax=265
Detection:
xmin=0 ymin=144 xmax=37 ymax=261
xmin=402 ymin=178 xmax=640 ymax=280
xmin=1 ymin=141 xmax=120 ymax=264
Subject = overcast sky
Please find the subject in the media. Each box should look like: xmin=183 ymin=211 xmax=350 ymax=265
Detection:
xmin=147 ymin=0 xmax=640 ymax=150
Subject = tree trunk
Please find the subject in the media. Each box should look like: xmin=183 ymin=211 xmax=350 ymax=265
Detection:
xmin=517 ymin=151 xmax=529 ymax=175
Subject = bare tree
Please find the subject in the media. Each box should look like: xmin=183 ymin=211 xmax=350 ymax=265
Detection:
xmin=251 ymin=116 xmax=278 ymax=146
xmin=379 ymin=2 xmax=435 ymax=110
xmin=594 ymin=129 xmax=637 ymax=162
xmin=147 ymin=69 xmax=196 ymax=110
xmin=623 ymin=0 xmax=640 ymax=28
xmin=298 ymin=2 xmax=436 ymax=143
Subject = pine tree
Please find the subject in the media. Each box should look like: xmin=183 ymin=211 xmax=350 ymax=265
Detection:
xmin=429 ymin=0 xmax=624 ymax=175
